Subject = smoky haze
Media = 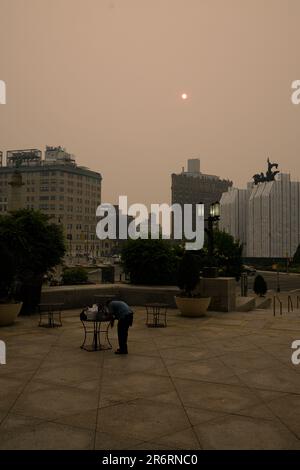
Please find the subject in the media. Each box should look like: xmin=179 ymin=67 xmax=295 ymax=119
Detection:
xmin=1 ymin=0 xmax=300 ymax=206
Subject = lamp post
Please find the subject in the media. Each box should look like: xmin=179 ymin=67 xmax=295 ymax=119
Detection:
xmin=205 ymin=201 xmax=220 ymax=257
xmin=200 ymin=201 xmax=220 ymax=278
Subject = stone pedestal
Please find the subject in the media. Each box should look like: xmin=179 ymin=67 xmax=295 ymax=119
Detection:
xmin=195 ymin=277 xmax=236 ymax=312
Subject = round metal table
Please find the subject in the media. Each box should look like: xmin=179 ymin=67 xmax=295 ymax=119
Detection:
xmin=38 ymin=303 xmax=64 ymax=328
xmin=80 ymin=314 xmax=112 ymax=352
xmin=145 ymin=303 xmax=168 ymax=328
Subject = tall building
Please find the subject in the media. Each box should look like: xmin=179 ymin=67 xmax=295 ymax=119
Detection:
xmin=220 ymin=171 xmax=300 ymax=259
xmin=219 ymin=184 xmax=252 ymax=249
xmin=171 ymin=158 xmax=232 ymax=222
xmin=0 ymin=146 xmax=104 ymax=260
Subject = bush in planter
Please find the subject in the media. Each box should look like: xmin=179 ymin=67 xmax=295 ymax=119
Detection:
xmin=62 ymin=267 xmax=88 ymax=285
xmin=0 ymin=209 xmax=66 ymax=314
xmin=176 ymin=252 xmax=211 ymax=316
xmin=177 ymin=252 xmax=200 ymax=297
xmin=0 ymin=242 xmax=16 ymax=302
xmin=253 ymin=274 xmax=268 ymax=297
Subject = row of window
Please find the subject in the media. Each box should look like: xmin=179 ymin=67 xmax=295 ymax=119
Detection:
xmin=0 ymin=171 xmax=99 ymax=182
xmin=26 ymin=186 xmax=100 ymax=196
xmin=66 ymin=224 xmax=96 ymax=230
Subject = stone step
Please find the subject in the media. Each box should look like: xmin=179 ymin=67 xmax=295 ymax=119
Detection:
xmin=255 ymin=297 xmax=272 ymax=309
xmin=235 ymin=296 xmax=256 ymax=312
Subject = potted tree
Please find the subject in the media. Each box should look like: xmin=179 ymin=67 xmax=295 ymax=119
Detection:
xmin=175 ymin=252 xmax=211 ymax=317
xmin=0 ymin=238 xmax=22 ymax=326
xmin=0 ymin=210 xmax=66 ymax=316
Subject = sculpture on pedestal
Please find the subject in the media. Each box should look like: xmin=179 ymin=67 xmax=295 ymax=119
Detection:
xmin=253 ymin=158 xmax=279 ymax=185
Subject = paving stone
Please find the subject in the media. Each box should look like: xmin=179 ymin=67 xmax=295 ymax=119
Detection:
xmin=238 ymin=367 xmax=300 ymax=394
xmin=151 ymin=427 xmax=201 ymax=450
xmin=166 ymin=357 xmax=239 ymax=384
xmin=97 ymin=399 xmax=190 ymax=441
xmin=0 ymin=421 xmax=94 ymax=450
xmin=194 ymin=415 xmax=300 ymax=449
xmin=1 ymin=305 xmax=300 ymax=449
xmin=12 ymin=381 xmax=99 ymax=420
xmin=267 ymin=394 xmax=300 ymax=439
xmin=95 ymin=432 xmax=144 ymax=450
xmin=174 ymin=378 xmax=262 ymax=413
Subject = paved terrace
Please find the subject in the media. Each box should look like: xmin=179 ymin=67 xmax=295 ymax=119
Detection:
xmin=1 ymin=304 xmax=300 ymax=450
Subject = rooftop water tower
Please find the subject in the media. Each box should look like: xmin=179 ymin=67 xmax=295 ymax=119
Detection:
xmin=187 ymin=158 xmax=200 ymax=174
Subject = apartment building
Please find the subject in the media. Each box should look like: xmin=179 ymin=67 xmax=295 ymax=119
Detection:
xmin=0 ymin=146 xmax=109 ymax=259
xmin=171 ymin=158 xmax=232 ymax=234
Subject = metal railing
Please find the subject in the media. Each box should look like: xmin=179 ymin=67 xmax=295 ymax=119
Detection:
xmin=288 ymin=295 xmax=294 ymax=313
xmin=273 ymin=295 xmax=283 ymax=316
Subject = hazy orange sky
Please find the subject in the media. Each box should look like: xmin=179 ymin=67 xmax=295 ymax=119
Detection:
xmin=1 ymin=0 xmax=300 ymax=206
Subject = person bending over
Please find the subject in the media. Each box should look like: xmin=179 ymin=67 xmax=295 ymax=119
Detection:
xmin=108 ymin=300 xmax=133 ymax=355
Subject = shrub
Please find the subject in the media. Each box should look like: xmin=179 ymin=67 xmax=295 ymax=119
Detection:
xmin=62 ymin=267 xmax=88 ymax=285
xmin=253 ymin=274 xmax=267 ymax=297
xmin=293 ymin=244 xmax=300 ymax=265
xmin=177 ymin=252 xmax=200 ymax=297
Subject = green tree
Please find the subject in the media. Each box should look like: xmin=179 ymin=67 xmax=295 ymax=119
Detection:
xmin=199 ymin=229 xmax=243 ymax=280
xmin=121 ymin=238 xmax=183 ymax=285
xmin=0 ymin=209 xmax=66 ymax=314
xmin=253 ymin=274 xmax=268 ymax=297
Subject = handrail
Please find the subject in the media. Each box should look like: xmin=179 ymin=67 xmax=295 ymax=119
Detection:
xmin=273 ymin=295 xmax=282 ymax=317
xmin=288 ymin=295 xmax=294 ymax=313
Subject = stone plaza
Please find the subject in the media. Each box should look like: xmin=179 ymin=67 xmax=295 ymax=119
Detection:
xmin=0 ymin=302 xmax=300 ymax=450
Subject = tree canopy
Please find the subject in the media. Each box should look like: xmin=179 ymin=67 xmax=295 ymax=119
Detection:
xmin=121 ymin=238 xmax=183 ymax=285
xmin=0 ymin=209 xmax=66 ymax=311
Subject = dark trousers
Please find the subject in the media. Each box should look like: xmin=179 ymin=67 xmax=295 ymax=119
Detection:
xmin=117 ymin=315 xmax=133 ymax=353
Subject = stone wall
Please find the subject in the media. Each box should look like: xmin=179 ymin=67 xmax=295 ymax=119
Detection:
xmin=41 ymin=284 xmax=179 ymax=309
xmin=41 ymin=279 xmax=237 ymax=312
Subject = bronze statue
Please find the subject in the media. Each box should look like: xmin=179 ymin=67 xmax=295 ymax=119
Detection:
xmin=253 ymin=158 xmax=279 ymax=185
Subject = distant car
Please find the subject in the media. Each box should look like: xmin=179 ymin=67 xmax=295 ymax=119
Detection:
xmin=242 ymin=265 xmax=256 ymax=276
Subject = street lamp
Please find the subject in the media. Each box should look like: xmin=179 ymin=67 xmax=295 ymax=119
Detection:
xmin=199 ymin=201 xmax=221 ymax=278
xmin=209 ymin=201 xmax=220 ymax=219
xmin=205 ymin=202 xmax=220 ymax=257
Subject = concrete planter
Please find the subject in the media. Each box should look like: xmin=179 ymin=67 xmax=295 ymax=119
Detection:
xmin=0 ymin=302 xmax=23 ymax=326
xmin=175 ymin=296 xmax=211 ymax=317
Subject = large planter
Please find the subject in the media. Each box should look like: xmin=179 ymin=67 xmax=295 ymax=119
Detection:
xmin=175 ymin=296 xmax=211 ymax=317
xmin=0 ymin=302 xmax=23 ymax=326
